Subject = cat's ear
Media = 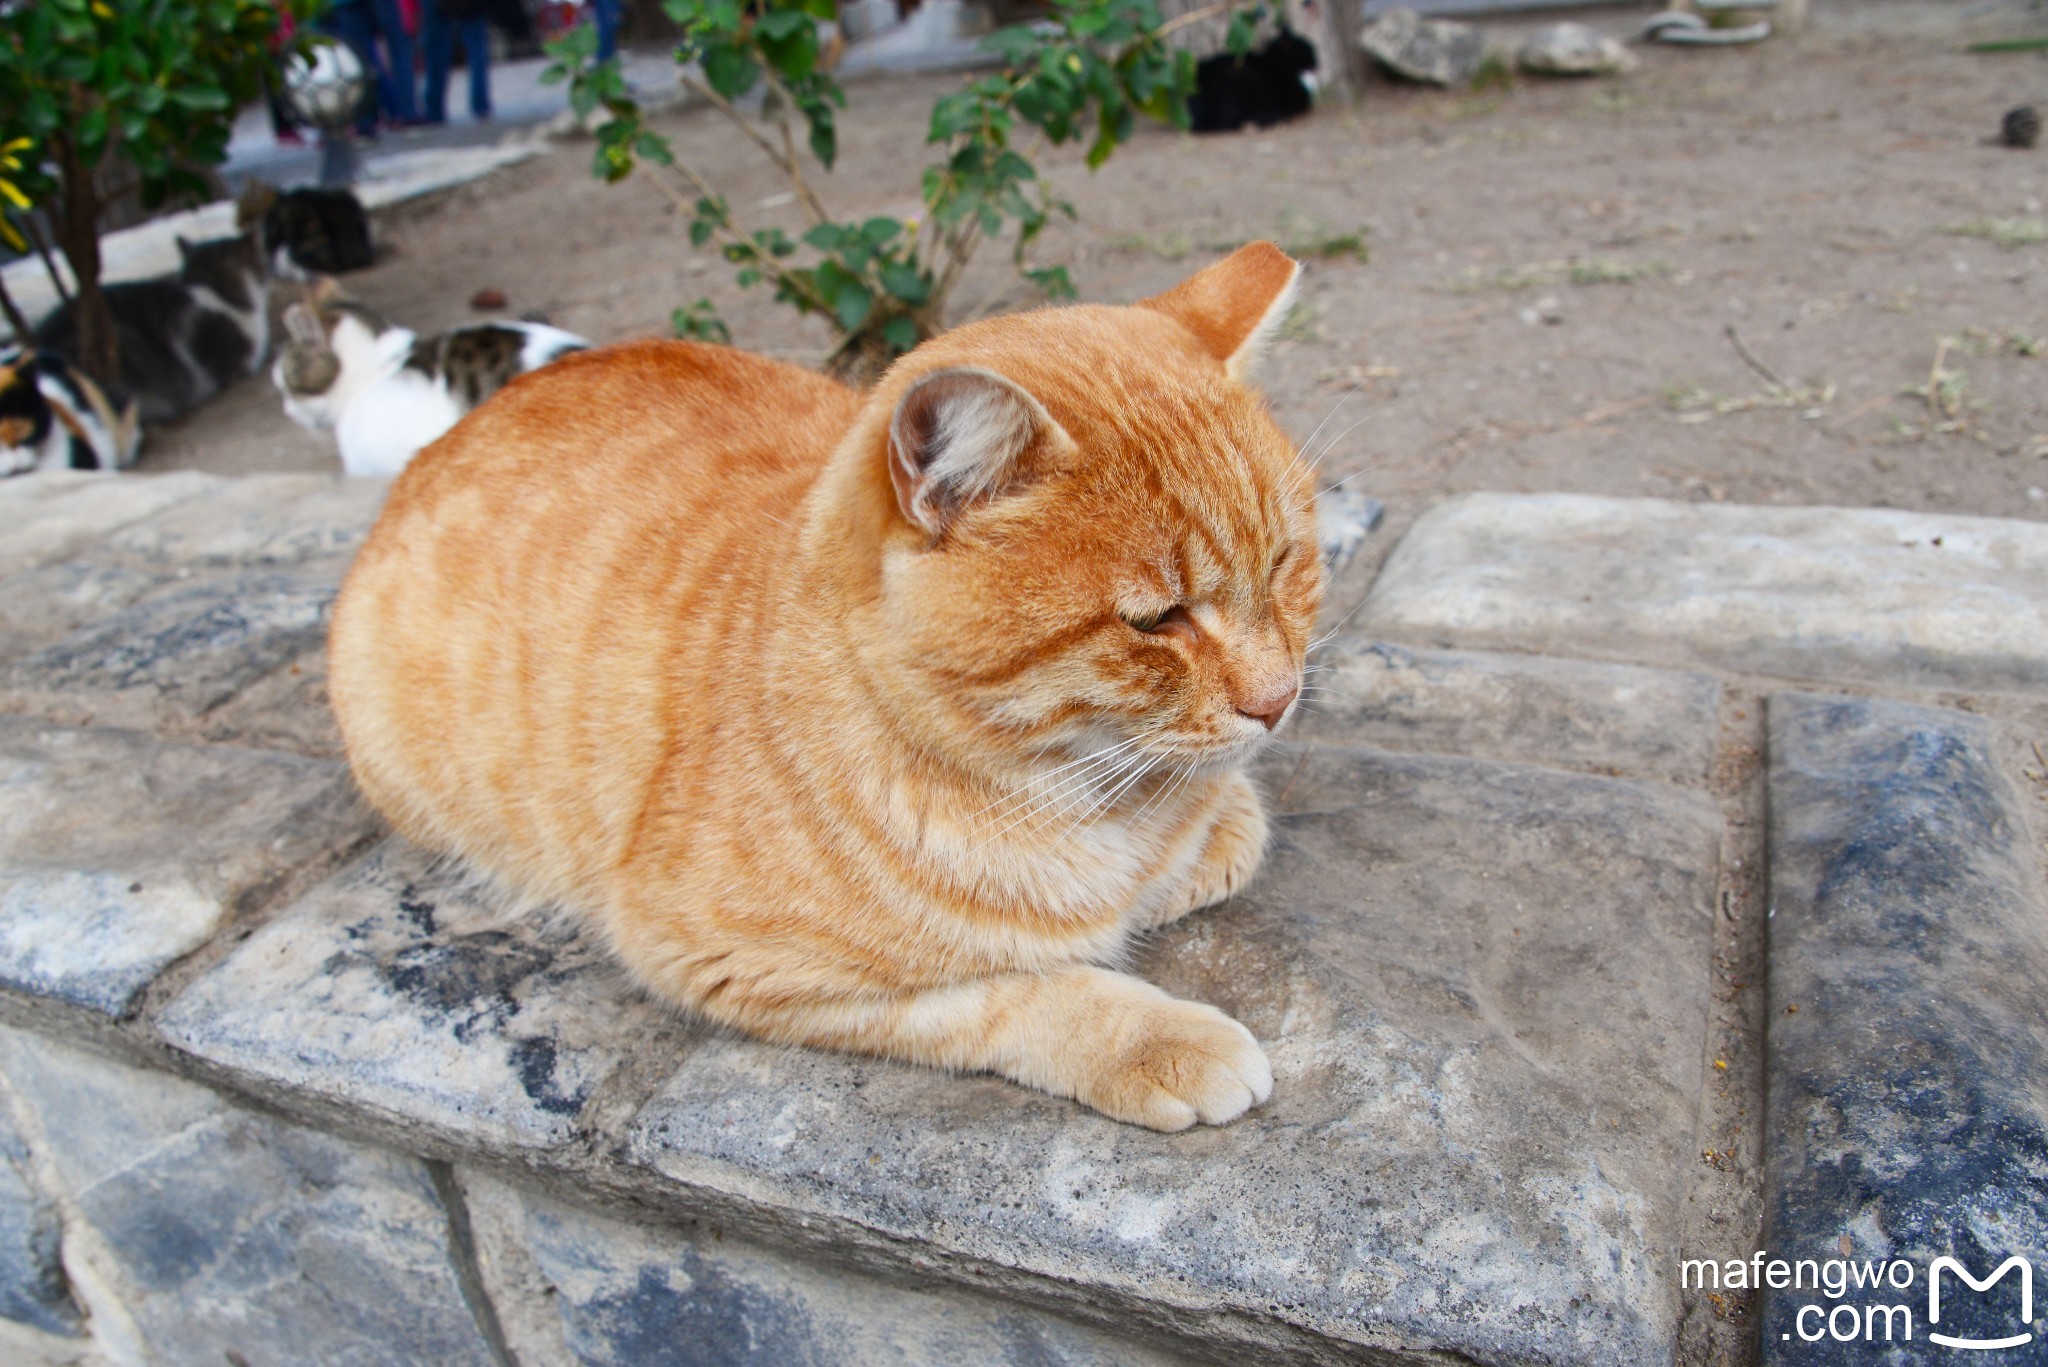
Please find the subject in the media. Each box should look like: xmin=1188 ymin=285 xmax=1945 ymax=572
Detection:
xmin=283 ymin=303 xmax=328 ymax=348
xmin=1138 ymin=241 xmax=1300 ymax=381
xmin=888 ymin=366 xmax=1072 ymax=539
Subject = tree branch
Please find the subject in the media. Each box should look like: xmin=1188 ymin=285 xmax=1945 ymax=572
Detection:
xmin=636 ymin=156 xmax=832 ymax=316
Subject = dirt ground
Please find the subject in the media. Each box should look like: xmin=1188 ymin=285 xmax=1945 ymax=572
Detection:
xmin=143 ymin=1 xmax=2048 ymax=542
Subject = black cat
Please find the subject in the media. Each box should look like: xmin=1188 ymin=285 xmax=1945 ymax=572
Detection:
xmin=1189 ymin=26 xmax=1319 ymax=134
xmin=33 ymin=232 xmax=271 ymax=424
xmin=259 ymin=187 xmax=376 ymax=277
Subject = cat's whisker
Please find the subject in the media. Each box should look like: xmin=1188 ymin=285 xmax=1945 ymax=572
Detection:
xmin=1300 ymin=405 xmax=1391 ymax=471
xmin=1291 ymin=383 xmax=1362 ymax=468
xmin=968 ymin=734 xmax=1146 ymax=823
xmin=981 ymin=732 xmax=1169 ymax=841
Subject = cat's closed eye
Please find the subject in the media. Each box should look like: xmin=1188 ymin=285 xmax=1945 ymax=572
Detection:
xmin=1122 ymin=604 xmax=1197 ymax=640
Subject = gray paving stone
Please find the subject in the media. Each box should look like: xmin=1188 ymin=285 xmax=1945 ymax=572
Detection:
xmin=1294 ymin=637 xmax=1722 ymax=783
xmin=1758 ymin=694 xmax=2048 ymax=1364
xmin=626 ymin=745 xmax=1722 ymax=1366
xmin=0 ymin=569 xmax=336 ymax=733
xmin=462 ymin=1170 xmax=1190 ymax=1367
xmin=0 ymin=1026 xmax=496 ymax=1367
xmin=0 ymin=560 xmax=190 ymax=643
xmin=1361 ymin=493 xmax=2048 ymax=691
xmin=0 ymin=718 xmax=374 ymax=1017
xmin=158 ymin=839 xmax=681 ymax=1154
xmin=0 ymin=1084 xmax=80 ymax=1339
xmin=0 ymin=472 xmax=222 ymax=580
xmin=104 ymin=475 xmax=386 ymax=568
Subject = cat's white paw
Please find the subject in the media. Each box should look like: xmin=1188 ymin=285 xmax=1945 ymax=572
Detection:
xmin=1084 ymin=999 xmax=1274 ymax=1131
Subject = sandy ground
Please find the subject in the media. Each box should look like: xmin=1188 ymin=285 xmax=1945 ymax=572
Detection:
xmin=139 ymin=2 xmax=2048 ymax=547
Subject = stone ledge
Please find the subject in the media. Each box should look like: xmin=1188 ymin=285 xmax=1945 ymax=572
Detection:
xmin=1360 ymin=493 xmax=2048 ymax=692
xmin=1758 ymin=693 xmax=2048 ymax=1363
xmin=1294 ymin=637 xmax=1722 ymax=785
xmin=0 ymin=718 xmax=377 ymax=1018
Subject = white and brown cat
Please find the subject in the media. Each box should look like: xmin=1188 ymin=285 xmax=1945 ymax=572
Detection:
xmin=274 ymin=283 xmax=586 ymax=478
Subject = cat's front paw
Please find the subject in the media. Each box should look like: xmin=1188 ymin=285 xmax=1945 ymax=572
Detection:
xmin=1082 ymin=998 xmax=1273 ymax=1131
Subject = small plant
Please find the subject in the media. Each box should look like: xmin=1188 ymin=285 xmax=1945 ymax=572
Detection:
xmin=548 ymin=0 xmax=1252 ymax=380
xmin=1939 ymin=217 xmax=2048 ymax=250
xmin=1442 ymin=256 xmax=1667 ymax=293
xmin=671 ymin=299 xmax=732 ymax=344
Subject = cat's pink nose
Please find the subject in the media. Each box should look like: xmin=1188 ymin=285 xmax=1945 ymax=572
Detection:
xmin=1236 ymin=681 xmax=1298 ymax=730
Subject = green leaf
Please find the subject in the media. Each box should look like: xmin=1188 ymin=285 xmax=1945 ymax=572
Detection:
xmin=834 ymin=282 xmax=874 ymax=331
xmin=755 ymin=8 xmax=809 ymax=39
xmin=880 ymin=261 xmax=930 ymax=305
xmin=635 ymin=131 xmax=675 ymax=165
xmin=702 ymin=44 xmax=760 ymax=98
xmin=804 ymin=223 xmax=849 ymax=251
xmin=689 ymin=218 xmax=715 ymax=247
xmin=881 ymin=315 xmax=921 ymax=353
xmin=860 ymin=216 xmax=901 ymax=245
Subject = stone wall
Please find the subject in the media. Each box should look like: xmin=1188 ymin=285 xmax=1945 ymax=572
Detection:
xmin=0 ymin=471 xmax=2042 ymax=1366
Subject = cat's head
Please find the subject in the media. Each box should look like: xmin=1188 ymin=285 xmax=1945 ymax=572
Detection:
xmin=176 ymin=230 xmax=269 ymax=307
xmin=842 ymin=242 xmax=1324 ymax=773
xmin=272 ymin=282 xmax=388 ymax=429
xmin=0 ymin=350 xmax=53 ymax=457
xmin=1264 ymin=26 xmax=1319 ymax=76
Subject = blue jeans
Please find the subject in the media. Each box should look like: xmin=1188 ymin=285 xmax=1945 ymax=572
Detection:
xmin=322 ymin=0 xmax=419 ymax=132
xmin=422 ymin=2 xmax=492 ymax=120
xmin=590 ymin=0 xmax=620 ymax=62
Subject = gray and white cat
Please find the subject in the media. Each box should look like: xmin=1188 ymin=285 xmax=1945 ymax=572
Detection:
xmin=33 ymin=231 xmax=271 ymax=424
xmin=0 ymin=346 xmax=142 ymax=476
xmin=274 ymin=287 xmax=587 ymax=478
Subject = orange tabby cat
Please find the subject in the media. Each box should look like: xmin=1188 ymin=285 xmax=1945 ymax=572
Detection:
xmin=329 ymin=243 xmax=1322 ymax=1130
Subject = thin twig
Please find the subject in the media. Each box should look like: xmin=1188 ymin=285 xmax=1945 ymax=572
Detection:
xmin=0 ymin=267 xmax=32 ymax=341
xmin=637 ymin=157 xmax=832 ymax=315
xmin=1724 ymin=324 xmax=1787 ymax=391
xmin=1924 ymin=335 xmax=1953 ymax=422
xmin=679 ymin=75 xmax=831 ymax=228
xmin=22 ymin=213 xmax=71 ymax=308
xmin=757 ymin=66 xmax=834 ymax=227
xmin=1158 ymin=0 xmax=1238 ymax=38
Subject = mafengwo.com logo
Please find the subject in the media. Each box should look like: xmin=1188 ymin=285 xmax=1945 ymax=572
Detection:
xmin=1685 ymin=1249 xmax=2040 ymax=1351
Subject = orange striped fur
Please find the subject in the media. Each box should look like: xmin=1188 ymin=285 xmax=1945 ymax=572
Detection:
xmin=329 ymin=243 xmax=1322 ymax=1129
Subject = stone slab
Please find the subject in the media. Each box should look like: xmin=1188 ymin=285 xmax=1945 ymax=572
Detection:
xmin=158 ymin=839 xmax=683 ymax=1154
xmin=1758 ymin=694 xmax=2048 ymax=1363
xmin=0 ymin=473 xmax=223 ymax=580
xmin=1294 ymin=636 xmax=1722 ymax=784
xmin=0 ymin=718 xmax=374 ymax=1017
xmin=0 ymin=569 xmax=336 ymax=733
xmin=462 ymin=1170 xmax=1189 ymax=1367
xmin=626 ymin=745 xmax=1722 ymax=1366
xmin=0 ymin=1026 xmax=496 ymax=1367
xmin=103 ymin=475 xmax=386 ymax=569
xmin=1360 ymin=493 xmax=2048 ymax=692
xmin=0 ymin=1085 xmax=80 ymax=1339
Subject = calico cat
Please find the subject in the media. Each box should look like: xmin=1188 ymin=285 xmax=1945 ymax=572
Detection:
xmin=240 ymin=181 xmax=376 ymax=278
xmin=0 ymin=347 xmax=142 ymax=475
xmin=329 ymin=243 xmax=1320 ymax=1130
xmin=1189 ymin=26 xmax=1319 ymax=133
xmin=33 ymin=232 xmax=271 ymax=424
xmin=274 ymin=288 xmax=587 ymax=478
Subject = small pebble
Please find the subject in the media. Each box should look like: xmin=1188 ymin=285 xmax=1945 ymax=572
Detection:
xmin=471 ymin=287 xmax=508 ymax=311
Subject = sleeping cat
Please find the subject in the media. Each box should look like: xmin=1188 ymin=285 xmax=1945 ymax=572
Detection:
xmin=274 ymin=288 xmax=587 ymax=478
xmin=239 ymin=181 xmax=376 ymax=278
xmin=33 ymin=231 xmax=271 ymax=424
xmin=0 ymin=347 xmax=142 ymax=475
xmin=1189 ymin=26 xmax=1320 ymax=133
xmin=329 ymin=243 xmax=1320 ymax=1130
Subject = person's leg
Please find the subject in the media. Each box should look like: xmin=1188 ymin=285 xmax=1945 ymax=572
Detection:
xmin=591 ymin=0 xmax=619 ymax=63
xmin=463 ymin=18 xmax=492 ymax=118
xmin=320 ymin=4 xmax=384 ymax=136
xmin=367 ymin=0 xmax=419 ymax=122
xmin=420 ymin=0 xmax=452 ymax=123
